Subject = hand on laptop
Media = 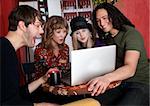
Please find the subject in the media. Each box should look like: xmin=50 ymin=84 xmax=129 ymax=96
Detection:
xmin=87 ymin=76 xmax=111 ymax=96
xmin=87 ymin=76 xmax=122 ymax=96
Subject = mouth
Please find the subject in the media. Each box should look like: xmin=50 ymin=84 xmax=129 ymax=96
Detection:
xmin=32 ymin=37 xmax=36 ymax=45
xmin=80 ymin=37 xmax=85 ymax=40
xmin=101 ymin=26 xmax=106 ymax=30
xmin=58 ymin=39 xmax=64 ymax=44
xmin=59 ymin=39 xmax=63 ymax=42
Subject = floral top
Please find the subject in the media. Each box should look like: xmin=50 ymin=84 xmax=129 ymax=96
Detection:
xmin=34 ymin=43 xmax=70 ymax=80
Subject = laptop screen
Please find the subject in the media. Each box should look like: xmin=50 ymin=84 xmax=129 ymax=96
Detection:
xmin=70 ymin=45 xmax=116 ymax=86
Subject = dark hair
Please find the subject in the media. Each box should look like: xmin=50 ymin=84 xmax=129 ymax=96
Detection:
xmin=41 ymin=15 xmax=68 ymax=49
xmin=8 ymin=5 xmax=42 ymax=31
xmin=92 ymin=3 xmax=134 ymax=38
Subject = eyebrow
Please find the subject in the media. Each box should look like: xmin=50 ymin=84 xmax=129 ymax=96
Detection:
xmin=96 ymin=15 xmax=108 ymax=19
xmin=34 ymin=21 xmax=42 ymax=25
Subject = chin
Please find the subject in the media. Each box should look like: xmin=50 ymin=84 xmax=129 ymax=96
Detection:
xmin=81 ymin=40 xmax=87 ymax=43
xmin=58 ymin=42 xmax=64 ymax=45
xmin=28 ymin=43 xmax=35 ymax=48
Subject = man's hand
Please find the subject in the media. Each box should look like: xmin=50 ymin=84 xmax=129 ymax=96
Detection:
xmin=87 ymin=76 xmax=111 ymax=96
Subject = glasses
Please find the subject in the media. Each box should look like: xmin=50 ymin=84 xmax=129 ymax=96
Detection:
xmin=33 ymin=22 xmax=44 ymax=29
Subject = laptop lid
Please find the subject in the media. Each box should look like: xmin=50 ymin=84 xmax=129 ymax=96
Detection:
xmin=70 ymin=45 xmax=116 ymax=86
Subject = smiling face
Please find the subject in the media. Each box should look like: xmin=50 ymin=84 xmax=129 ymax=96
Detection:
xmin=24 ymin=17 xmax=44 ymax=47
xmin=73 ymin=28 xmax=91 ymax=43
xmin=96 ymin=9 xmax=113 ymax=33
xmin=52 ymin=27 xmax=67 ymax=45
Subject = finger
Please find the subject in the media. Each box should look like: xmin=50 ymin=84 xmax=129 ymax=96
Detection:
xmin=91 ymin=83 xmax=101 ymax=96
xmin=95 ymin=86 xmax=104 ymax=96
xmin=47 ymin=74 xmax=50 ymax=77
xmin=87 ymin=80 xmax=96 ymax=91
xmin=101 ymin=86 xmax=107 ymax=94
xmin=86 ymin=79 xmax=92 ymax=85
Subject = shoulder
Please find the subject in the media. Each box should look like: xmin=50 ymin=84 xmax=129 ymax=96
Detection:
xmin=34 ymin=43 xmax=48 ymax=55
xmin=122 ymin=25 xmax=143 ymax=41
xmin=64 ymin=43 xmax=69 ymax=50
xmin=123 ymin=25 xmax=141 ymax=35
xmin=121 ymin=25 xmax=144 ymax=51
xmin=0 ymin=37 xmax=8 ymax=44
xmin=0 ymin=37 xmax=14 ymax=51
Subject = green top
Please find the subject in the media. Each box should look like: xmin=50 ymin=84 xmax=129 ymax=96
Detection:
xmin=106 ymin=25 xmax=149 ymax=85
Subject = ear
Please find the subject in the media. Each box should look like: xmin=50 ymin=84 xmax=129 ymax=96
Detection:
xmin=18 ymin=21 xmax=27 ymax=32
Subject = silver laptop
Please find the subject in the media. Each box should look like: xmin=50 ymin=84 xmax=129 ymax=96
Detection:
xmin=61 ymin=45 xmax=116 ymax=86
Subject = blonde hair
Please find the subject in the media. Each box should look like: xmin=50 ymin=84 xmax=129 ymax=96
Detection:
xmin=71 ymin=29 xmax=94 ymax=50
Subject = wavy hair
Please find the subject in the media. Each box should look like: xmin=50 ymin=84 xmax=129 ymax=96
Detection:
xmin=41 ymin=16 xmax=68 ymax=50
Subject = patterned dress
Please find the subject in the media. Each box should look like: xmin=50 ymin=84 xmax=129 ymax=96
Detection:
xmin=34 ymin=43 xmax=70 ymax=80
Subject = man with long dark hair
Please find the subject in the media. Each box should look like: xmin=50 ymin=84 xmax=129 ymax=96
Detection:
xmin=87 ymin=3 xmax=149 ymax=106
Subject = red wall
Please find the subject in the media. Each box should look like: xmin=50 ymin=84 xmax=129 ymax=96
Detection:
xmin=0 ymin=0 xmax=19 ymax=36
xmin=115 ymin=0 xmax=149 ymax=58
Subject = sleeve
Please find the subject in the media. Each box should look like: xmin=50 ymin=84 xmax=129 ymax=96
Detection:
xmin=125 ymin=28 xmax=145 ymax=52
xmin=1 ymin=38 xmax=33 ymax=106
xmin=62 ymin=44 xmax=70 ymax=72
xmin=19 ymin=84 xmax=31 ymax=100
xmin=34 ymin=47 xmax=48 ymax=80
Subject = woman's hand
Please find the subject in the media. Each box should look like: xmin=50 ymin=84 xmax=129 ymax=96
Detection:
xmin=87 ymin=76 xmax=111 ymax=96
xmin=41 ymin=67 xmax=60 ymax=84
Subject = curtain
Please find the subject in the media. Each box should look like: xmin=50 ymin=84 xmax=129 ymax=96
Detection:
xmin=0 ymin=0 xmax=27 ymax=62
xmin=0 ymin=0 xmax=19 ymax=36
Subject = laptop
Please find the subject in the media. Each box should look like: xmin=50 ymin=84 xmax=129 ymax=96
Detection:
xmin=61 ymin=45 xmax=116 ymax=86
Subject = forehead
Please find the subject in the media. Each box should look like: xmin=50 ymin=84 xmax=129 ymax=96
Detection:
xmin=75 ymin=28 xmax=89 ymax=32
xmin=55 ymin=27 xmax=67 ymax=30
xmin=73 ymin=29 xmax=89 ymax=35
xmin=96 ymin=9 xmax=108 ymax=18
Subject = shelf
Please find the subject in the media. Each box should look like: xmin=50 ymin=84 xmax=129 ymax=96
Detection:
xmin=77 ymin=8 xmax=92 ymax=12
xmin=63 ymin=9 xmax=78 ymax=13
xmin=61 ymin=0 xmax=93 ymax=22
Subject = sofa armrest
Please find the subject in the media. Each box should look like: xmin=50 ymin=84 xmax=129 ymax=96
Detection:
xmin=62 ymin=98 xmax=101 ymax=106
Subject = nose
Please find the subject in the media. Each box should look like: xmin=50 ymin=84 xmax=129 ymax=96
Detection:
xmin=99 ymin=19 xmax=105 ymax=27
xmin=61 ymin=31 xmax=67 ymax=38
xmin=39 ymin=26 xmax=44 ymax=34
xmin=80 ymin=32 xmax=85 ymax=38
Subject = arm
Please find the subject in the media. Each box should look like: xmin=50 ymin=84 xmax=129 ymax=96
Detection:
xmin=87 ymin=50 xmax=140 ymax=96
xmin=28 ymin=75 xmax=47 ymax=93
xmin=104 ymin=50 xmax=139 ymax=81
xmin=28 ymin=67 xmax=60 ymax=93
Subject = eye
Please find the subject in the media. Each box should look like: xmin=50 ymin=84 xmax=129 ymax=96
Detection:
xmin=103 ymin=16 xmax=109 ymax=20
xmin=55 ymin=29 xmax=61 ymax=33
xmin=62 ymin=29 xmax=67 ymax=33
xmin=75 ymin=31 xmax=80 ymax=35
xmin=37 ymin=25 xmax=40 ymax=28
xmin=103 ymin=17 xmax=107 ymax=20
xmin=96 ymin=19 xmax=100 ymax=22
xmin=82 ymin=29 xmax=86 ymax=32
